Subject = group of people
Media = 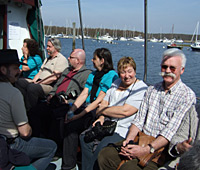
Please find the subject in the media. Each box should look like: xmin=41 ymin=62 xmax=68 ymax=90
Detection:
xmin=0 ymin=37 xmax=199 ymax=170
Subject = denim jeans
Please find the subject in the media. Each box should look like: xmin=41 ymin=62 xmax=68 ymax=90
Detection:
xmin=10 ymin=137 xmax=57 ymax=170
xmin=80 ymin=132 xmax=124 ymax=170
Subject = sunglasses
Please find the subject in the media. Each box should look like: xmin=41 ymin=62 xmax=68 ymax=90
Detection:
xmin=161 ymin=65 xmax=177 ymax=72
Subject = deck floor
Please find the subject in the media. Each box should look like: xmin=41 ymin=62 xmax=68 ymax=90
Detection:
xmin=46 ymin=158 xmax=79 ymax=170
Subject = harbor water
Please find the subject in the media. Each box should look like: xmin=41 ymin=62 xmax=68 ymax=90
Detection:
xmin=45 ymin=38 xmax=200 ymax=99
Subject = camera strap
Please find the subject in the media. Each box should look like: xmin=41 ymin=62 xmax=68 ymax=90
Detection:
xmin=123 ymin=78 xmax=137 ymax=103
xmin=114 ymin=78 xmax=137 ymax=123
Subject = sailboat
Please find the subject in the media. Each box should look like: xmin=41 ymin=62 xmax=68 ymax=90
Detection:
xmin=167 ymin=24 xmax=182 ymax=50
xmin=191 ymin=21 xmax=200 ymax=51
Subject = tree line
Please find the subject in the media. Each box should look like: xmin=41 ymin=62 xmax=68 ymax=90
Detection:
xmin=44 ymin=25 xmax=193 ymax=41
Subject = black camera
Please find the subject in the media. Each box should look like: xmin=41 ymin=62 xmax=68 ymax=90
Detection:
xmin=50 ymin=90 xmax=77 ymax=107
xmin=84 ymin=120 xmax=117 ymax=143
xmin=84 ymin=122 xmax=104 ymax=143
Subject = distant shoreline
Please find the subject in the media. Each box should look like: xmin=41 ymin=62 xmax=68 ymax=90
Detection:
xmin=44 ymin=25 xmax=194 ymax=41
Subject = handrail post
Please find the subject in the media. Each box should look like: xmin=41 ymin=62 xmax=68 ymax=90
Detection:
xmin=78 ymin=0 xmax=85 ymax=51
xmin=72 ymin=22 xmax=76 ymax=50
xmin=144 ymin=0 xmax=148 ymax=82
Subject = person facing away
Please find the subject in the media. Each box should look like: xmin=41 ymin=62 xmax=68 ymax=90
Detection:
xmin=19 ymin=38 xmax=43 ymax=79
xmin=98 ymin=48 xmax=196 ymax=170
xmin=15 ymin=37 xmax=69 ymax=111
xmin=157 ymin=103 xmax=200 ymax=170
xmin=177 ymin=140 xmax=200 ymax=170
xmin=80 ymin=56 xmax=148 ymax=170
xmin=0 ymin=49 xmax=57 ymax=170
xmin=61 ymin=48 xmax=119 ymax=170
xmin=28 ymin=49 xmax=92 ymax=147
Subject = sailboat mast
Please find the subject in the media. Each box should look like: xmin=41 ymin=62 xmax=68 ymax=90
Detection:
xmin=191 ymin=21 xmax=199 ymax=43
xmin=196 ymin=22 xmax=199 ymax=42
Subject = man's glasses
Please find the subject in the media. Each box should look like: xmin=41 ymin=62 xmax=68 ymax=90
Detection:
xmin=161 ymin=65 xmax=176 ymax=72
xmin=69 ymin=56 xmax=77 ymax=59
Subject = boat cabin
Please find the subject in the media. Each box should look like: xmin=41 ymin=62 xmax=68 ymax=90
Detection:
xmin=0 ymin=0 xmax=45 ymax=59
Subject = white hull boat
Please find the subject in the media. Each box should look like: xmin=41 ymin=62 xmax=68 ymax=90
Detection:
xmin=99 ymin=34 xmax=114 ymax=41
xmin=191 ymin=21 xmax=200 ymax=51
xmin=150 ymin=37 xmax=158 ymax=43
xmin=132 ymin=36 xmax=144 ymax=42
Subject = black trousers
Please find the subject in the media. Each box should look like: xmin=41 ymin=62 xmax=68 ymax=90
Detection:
xmin=62 ymin=112 xmax=95 ymax=170
xmin=28 ymin=102 xmax=69 ymax=151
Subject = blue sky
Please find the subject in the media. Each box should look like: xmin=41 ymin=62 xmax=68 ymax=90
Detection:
xmin=41 ymin=0 xmax=200 ymax=34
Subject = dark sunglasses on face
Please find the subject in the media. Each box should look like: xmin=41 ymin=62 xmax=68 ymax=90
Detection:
xmin=161 ymin=65 xmax=176 ymax=72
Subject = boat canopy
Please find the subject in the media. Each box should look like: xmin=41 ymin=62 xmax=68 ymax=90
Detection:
xmin=13 ymin=0 xmax=35 ymax=6
xmin=27 ymin=0 xmax=45 ymax=59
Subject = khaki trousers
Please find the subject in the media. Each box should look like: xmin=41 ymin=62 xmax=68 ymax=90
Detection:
xmin=98 ymin=143 xmax=159 ymax=170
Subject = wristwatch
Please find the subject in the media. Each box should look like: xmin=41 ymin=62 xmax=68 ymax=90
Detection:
xmin=148 ymin=144 xmax=155 ymax=153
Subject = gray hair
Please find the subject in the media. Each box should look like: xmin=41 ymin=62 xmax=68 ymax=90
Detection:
xmin=161 ymin=48 xmax=186 ymax=68
xmin=178 ymin=140 xmax=200 ymax=170
xmin=48 ymin=38 xmax=61 ymax=52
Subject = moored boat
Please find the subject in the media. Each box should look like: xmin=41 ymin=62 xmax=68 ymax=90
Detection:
xmin=191 ymin=41 xmax=200 ymax=51
xmin=167 ymin=43 xmax=183 ymax=50
xmin=190 ymin=22 xmax=200 ymax=51
xmin=150 ymin=37 xmax=158 ymax=43
xmin=99 ymin=33 xmax=114 ymax=41
xmin=132 ymin=35 xmax=144 ymax=42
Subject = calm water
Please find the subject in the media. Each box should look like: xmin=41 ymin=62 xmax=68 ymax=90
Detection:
xmin=45 ymin=38 xmax=200 ymax=99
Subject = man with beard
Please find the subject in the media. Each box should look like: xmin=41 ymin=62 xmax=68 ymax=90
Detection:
xmin=15 ymin=38 xmax=68 ymax=111
xmin=0 ymin=49 xmax=57 ymax=170
xmin=98 ymin=48 xmax=196 ymax=170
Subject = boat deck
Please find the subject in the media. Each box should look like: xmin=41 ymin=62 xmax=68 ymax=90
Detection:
xmin=46 ymin=158 xmax=79 ymax=170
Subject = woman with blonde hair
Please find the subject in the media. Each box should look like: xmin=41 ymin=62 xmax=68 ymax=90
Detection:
xmin=80 ymin=56 xmax=148 ymax=170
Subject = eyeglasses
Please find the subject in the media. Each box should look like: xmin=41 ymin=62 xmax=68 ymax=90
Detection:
xmin=161 ymin=65 xmax=177 ymax=72
xmin=69 ymin=56 xmax=77 ymax=59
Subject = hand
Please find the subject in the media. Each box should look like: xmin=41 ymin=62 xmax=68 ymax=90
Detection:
xmin=122 ymin=139 xmax=130 ymax=147
xmin=176 ymin=137 xmax=192 ymax=154
xmin=64 ymin=114 xmax=77 ymax=124
xmin=46 ymin=95 xmax=53 ymax=103
xmin=96 ymin=104 xmax=107 ymax=115
xmin=119 ymin=144 xmax=149 ymax=160
xmin=92 ymin=115 xmax=105 ymax=126
xmin=24 ymin=54 xmax=28 ymax=60
xmin=63 ymin=98 xmax=68 ymax=104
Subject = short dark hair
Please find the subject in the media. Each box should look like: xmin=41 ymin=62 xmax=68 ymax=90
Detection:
xmin=93 ymin=48 xmax=114 ymax=72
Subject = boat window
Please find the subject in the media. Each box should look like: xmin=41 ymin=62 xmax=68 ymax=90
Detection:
xmin=0 ymin=5 xmax=5 ymax=49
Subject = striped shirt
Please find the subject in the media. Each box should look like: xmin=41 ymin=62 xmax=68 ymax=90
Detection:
xmin=132 ymin=79 xmax=196 ymax=141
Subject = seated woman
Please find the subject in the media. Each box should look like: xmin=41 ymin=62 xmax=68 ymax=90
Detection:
xmin=19 ymin=38 xmax=43 ymax=79
xmin=80 ymin=56 xmax=148 ymax=170
xmin=61 ymin=48 xmax=119 ymax=170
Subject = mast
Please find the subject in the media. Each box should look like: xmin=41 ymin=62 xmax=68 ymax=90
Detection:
xmin=191 ymin=21 xmax=199 ymax=43
xmin=196 ymin=22 xmax=199 ymax=42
